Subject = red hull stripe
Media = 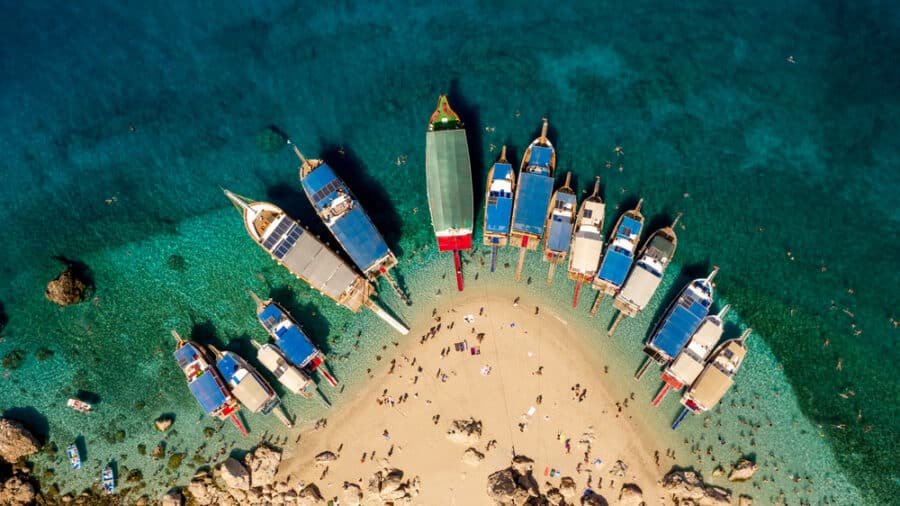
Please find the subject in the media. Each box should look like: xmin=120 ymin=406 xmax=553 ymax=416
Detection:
xmin=437 ymin=234 xmax=473 ymax=251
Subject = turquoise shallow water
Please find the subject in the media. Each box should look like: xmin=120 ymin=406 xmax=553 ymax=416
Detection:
xmin=1 ymin=1 xmax=898 ymax=503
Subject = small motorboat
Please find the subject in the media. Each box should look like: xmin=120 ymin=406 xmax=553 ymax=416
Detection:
xmin=67 ymin=444 xmax=81 ymax=470
xmin=66 ymin=398 xmax=92 ymax=414
xmin=102 ymin=466 xmax=115 ymax=494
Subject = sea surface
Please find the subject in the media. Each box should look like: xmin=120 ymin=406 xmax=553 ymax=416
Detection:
xmin=1 ymin=1 xmax=897 ymax=504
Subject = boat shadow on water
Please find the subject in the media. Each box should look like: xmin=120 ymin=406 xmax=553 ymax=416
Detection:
xmin=445 ymin=80 xmax=486 ymax=214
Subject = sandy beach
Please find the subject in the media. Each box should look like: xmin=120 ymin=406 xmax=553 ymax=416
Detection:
xmin=279 ymin=290 xmax=680 ymax=505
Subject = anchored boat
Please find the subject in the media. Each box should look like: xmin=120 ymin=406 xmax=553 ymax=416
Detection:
xmin=567 ymin=177 xmax=604 ymax=307
xmin=425 ymin=94 xmax=474 ymax=291
xmin=543 ymin=172 xmax=577 ymax=284
xmin=634 ymin=267 xmax=718 ymax=380
xmin=172 ymin=330 xmax=247 ymax=436
xmin=251 ymin=292 xmax=338 ymax=388
xmin=608 ymin=213 xmax=681 ymax=335
xmin=101 ymin=466 xmax=115 ymax=494
xmin=66 ymin=398 xmax=92 ymax=414
xmin=590 ymin=199 xmax=646 ymax=315
xmin=295 ymin=145 xmax=410 ymax=305
xmin=673 ymin=328 xmax=751 ymax=429
xmin=223 ymin=189 xmax=408 ymax=335
xmin=251 ymin=341 xmax=316 ymax=397
xmin=483 ymin=146 xmax=515 ymax=272
xmin=66 ymin=444 xmax=81 ymax=470
xmin=209 ymin=345 xmax=293 ymax=427
xmin=651 ymin=305 xmax=730 ymax=406
xmin=510 ymin=119 xmax=557 ymax=281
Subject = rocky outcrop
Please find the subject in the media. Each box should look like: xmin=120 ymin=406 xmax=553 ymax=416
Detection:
xmin=45 ymin=267 xmax=89 ymax=306
xmin=559 ymin=476 xmax=577 ymax=499
xmin=446 ymin=418 xmax=482 ymax=444
xmin=246 ymin=444 xmax=281 ymax=488
xmin=728 ymin=458 xmax=758 ymax=482
xmin=618 ymin=483 xmax=643 ymax=505
xmin=314 ymin=450 xmax=337 ymax=465
xmin=581 ymin=490 xmax=609 ymax=506
xmin=218 ymin=457 xmax=250 ymax=491
xmin=297 ymin=483 xmax=323 ymax=505
xmin=0 ymin=476 xmax=35 ymax=506
xmin=738 ymin=495 xmax=753 ymax=506
xmin=463 ymin=447 xmax=485 ymax=466
xmin=661 ymin=469 xmax=732 ymax=505
xmin=160 ymin=489 xmax=183 ymax=506
xmin=0 ymin=418 xmax=40 ymax=463
xmin=342 ymin=482 xmax=363 ymax=506
xmin=486 ymin=455 xmax=542 ymax=505
xmin=155 ymin=415 xmax=174 ymax=432
xmin=367 ymin=468 xmax=420 ymax=503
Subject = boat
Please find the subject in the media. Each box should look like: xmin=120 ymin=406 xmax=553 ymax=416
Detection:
xmin=634 ymin=267 xmax=718 ymax=380
xmin=590 ymin=199 xmax=646 ymax=315
xmin=250 ymin=341 xmax=316 ymax=397
xmin=425 ymin=94 xmax=474 ymax=291
xmin=483 ymin=146 xmax=515 ymax=272
xmin=608 ymin=213 xmax=681 ymax=335
xmin=209 ymin=345 xmax=293 ymax=428
xmin=295 ymin=144 xmax=410 ymax=305
xmin=223 ymin=189 xmax=408 ymax=335
xmin=251 ymin=292 xmax=339 ymax=388
xmin=651 ymin=305 xmax=730 ymax=406
xmin=66 ymin=444 xmax=81 ymax=469
xmin=672 ymin=328 xmax=751 ymax=429
xmin=567 ymin=177 xmax=604 ymax=307
xmin=66 ymin=398 xmax=92 ymax=414
xmin=101 ymin=466 xmax=115 ymax=494
xmin=543 ymin=172 xmax=577 ymax=284
xmin=509 ymin=119 xmax=557 ymax=281
xmin=172 ymin=330 xmax=247 ymax=436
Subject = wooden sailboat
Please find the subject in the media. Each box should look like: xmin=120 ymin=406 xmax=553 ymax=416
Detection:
xmin=483 ymin=146 xmax=516 ymax=272
xmin=567 ymin=177 xmax=604 ymax=307
xmin=590 ymin=199 xmax=645 ymax=316
xmin=543 ymin=172 xmax=577 ymax=284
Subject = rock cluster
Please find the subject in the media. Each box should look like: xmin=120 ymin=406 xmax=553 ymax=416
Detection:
xmin=182 ymin=445 xmax=300 ymax=505
xmin=366 ymin=468 xmax=421 ymax=503
xmin=446 ymin=418 xmax=483 ymax=444
xmin=0 ymin=476 xmax=35 ymax=506
xmin=462 ymin=447 xmax=485 ymax=466
xmin=486 ymin=455 xmax=582 ymax=506
xmin=0 ymin=418 xmax=40 ymax=463
xmin=154 ymin=415 xmax=174 ymax=432
xmin=618 ymin=483 xmax=643 ymax=505
xmin=45 ymin=266 xmax=89 ymax=306
xmin=661 ymin=469 xmax=732 ymax=505
xmin=728 ymin=458 xmax=758 ymax=482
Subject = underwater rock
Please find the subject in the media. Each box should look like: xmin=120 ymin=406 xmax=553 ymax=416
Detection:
xmin=256 ymin=126 xmax=288 ymax=153
xmin=218 ymin=457 xmax=250 ymax=491
xmin=45 ymin=266 xmax=89 ymax=306
xmin=728 ymin=458 xmax=758 ymax=482
xmin=154 ymin=415 xmax=174 ymax=432
xmin=0 ymin=418 xmax=40 ymax=463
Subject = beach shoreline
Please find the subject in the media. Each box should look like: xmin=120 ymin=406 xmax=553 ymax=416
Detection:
xmin=278 ymin=288 xmax=682 ymax=504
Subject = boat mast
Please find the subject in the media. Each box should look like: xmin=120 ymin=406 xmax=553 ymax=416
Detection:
xmin=223 ymin=189 xmax=253 ymax=214
xmin=737 ymin=328 xmax=752 ymax=344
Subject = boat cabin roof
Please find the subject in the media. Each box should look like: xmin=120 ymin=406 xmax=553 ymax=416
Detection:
xmin=188 ymin=371 xmax=228 ymax=414
xmin=174 ymin=343 xmax=203 ymax=370
xmin=425 ymin=129 xmax=474 ymax=234
xmin=526 ymin=145 xmax=553 ymax=172
xmin=259 ymin=304 xmax=317 ymax=367
xmin=648 ymin=283 xmax=712 ymax=360
xmin=492 ymin=162 xmax=513 ymax=181
xmin=511 ymin=172 xmax=554 ymax=235
xmin=617 ymin=266 xmax=663 ymax=310
xmin=597 ymin=246 xmax=633 ymax=286
xmin=617 ymin=216 xmax=643 ymax=241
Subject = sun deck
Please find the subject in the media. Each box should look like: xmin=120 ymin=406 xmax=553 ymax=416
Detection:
xmin=187 ymin=371 xmax=229 ymax=415
xmin=545 ymin=192 xmax=577 ymax=254
xmin=646 ymin=283 xmax=712 ymax=362
xmin=485 ymin=162 xmax=515 ymax=237
xmin=217 ymin=353 xmax=274 ymax=413
xmin=425 ymin=128 xmax=474 ymax=246
xmin=511 ymin=171 xmax=554 ymax=237
xmin=256 ymin=344 xmax=314 ymax=395
xmin=259 ymin=303 xmax=318 ymax=368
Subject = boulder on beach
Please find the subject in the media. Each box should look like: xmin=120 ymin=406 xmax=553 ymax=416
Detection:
xmin=511 ymin=454 xmax=534 ymax=474
xmin=728 ymin=458 xmax=758 ymax=482
xmin=463 ymin=447 xmax=485 ymax=466
xmin=297 ymin=483 xmax=324 ymax=505
xmin=661 ymin=469 xmax=732 ymax=505
xmin=342 ymin=482 xmax=363 ymax=506
xmin=609 ymin=459 xmax=628 ymax=477
xmin=218 ymin=457 xmax=250 ymax=491
xmin=0 ymin=418 xmax=40 ymax=463
xmin=367 ymin=468 xmax=419 ymax=502
xmin=245 ymin=444 xmax=281 ymax=488
xmin=486 ymin=455 xmax=542 ymax=505
xmin=160 ymin=489 xmax=183 ymax=506
xmin=559 ymin=476 xmax=577 ymax=499
xmin=581 ymin=490 xmax=609 ymax=506
xmin=315 ymin=450 xmax=337 ymax=465
xmin=446 ymin=418 xmax=483 ymax=444
xmin=618 ymin=483 xmax=643 ymax=505
xmin=738 ymin=495 xmax=754 ymax=506
xmin=45 ymin=266 xmax=89 ymax=307
xmin=154 ymin=415 xmax=174 ymax=432
xmin=0 ymin=476 xmax=36 ymax=506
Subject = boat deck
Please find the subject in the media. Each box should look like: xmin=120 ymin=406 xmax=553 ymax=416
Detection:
xmin=301 ymin=163 xmax=392 ymax=275
xmin=188 ymin=372 xmax=228 ymax=415
xmin=511 ymin=172 xmax=554 ymax=236
xmin=546 ymin=192 xmax=577 ymax=253
xmin=256 ymin=344 xmax=313 ymax=395
xmin=485 ymin=163 xmax=514 ymax=236
xmin=648 ymin=288 xmax=711 ymax=361
xmin=425 ymin=128 xmax=474 ymax=241
xmin=526 ymin=145 xmax=553 ymax=171
xmin=217 ymin=354 xmax=272 ymax=412
xmin=615 ymin=266 xmax=663 ymax=314
xmin=259 ymin=304 xmax=317 ymax=368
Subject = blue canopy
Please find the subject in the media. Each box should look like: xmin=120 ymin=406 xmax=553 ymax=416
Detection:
xmin=618 ymin=216 xmax=643 ymax=239
xmin=485 ymin=164 xmax=514 ymax=235
xmin=528 ymin=146 xmax=553 ymax=172
xmin=258 ymin=302 xmax=317 ymax=367
xmin=597 ymin=247 xmax=632 ymax=286
xmin=300 ymin=163 xmax=391 ymax=273
xmin=545 ymin=192 xmax=576 ymax=252
xmin=648 ymin=286 xmax=711 ymax=360
xmin=188 ymin=372 xmax=228 ymax=414
xmin=511 ymin=172 xmax=553 ymax=235
xmin=174 ymin=343 xmax=201 ymax=369
xmin=215 ymin=353 xmax=240 ymax=382
xmin=492 ymin=162 xmax=513 ymax=180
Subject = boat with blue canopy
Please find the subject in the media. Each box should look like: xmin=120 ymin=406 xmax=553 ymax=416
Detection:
xmin=101 ymin=466 xmax=115 ymax=494
xmin=543 ymin=172 xmax=577 ymax=284
xmin=635 ymin=267 xmax=718 ymax=380
xmin=590 ymin=199 xmax=645 ymax=315
xmin=483 ymin=146 xmax=515 ymax=272
xmin=295 ymin=144 xmax=410 ymax=305
xmin=567 ymin=177 xmax=605 ymax=307
xmin=66 ymin=444 xmax=81 ymax=470
xmin=172 ymin=330 xmax=247 ymax=435
xmin=608 ymin=213 xmax=681 ymax=335
xmin=209 ymin=345 xmax=293 ymax=427
xmin=251 ymin=292 xmax=338 ymax=388
xmin=223 ymin=189 xmax=408 ymax=335
xmin=510 ymin=119 xmax=556 ymax=281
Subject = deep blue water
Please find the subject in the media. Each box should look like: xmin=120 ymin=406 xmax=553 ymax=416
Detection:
xmin=0 ymin=1 xmax=898 ymax=503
